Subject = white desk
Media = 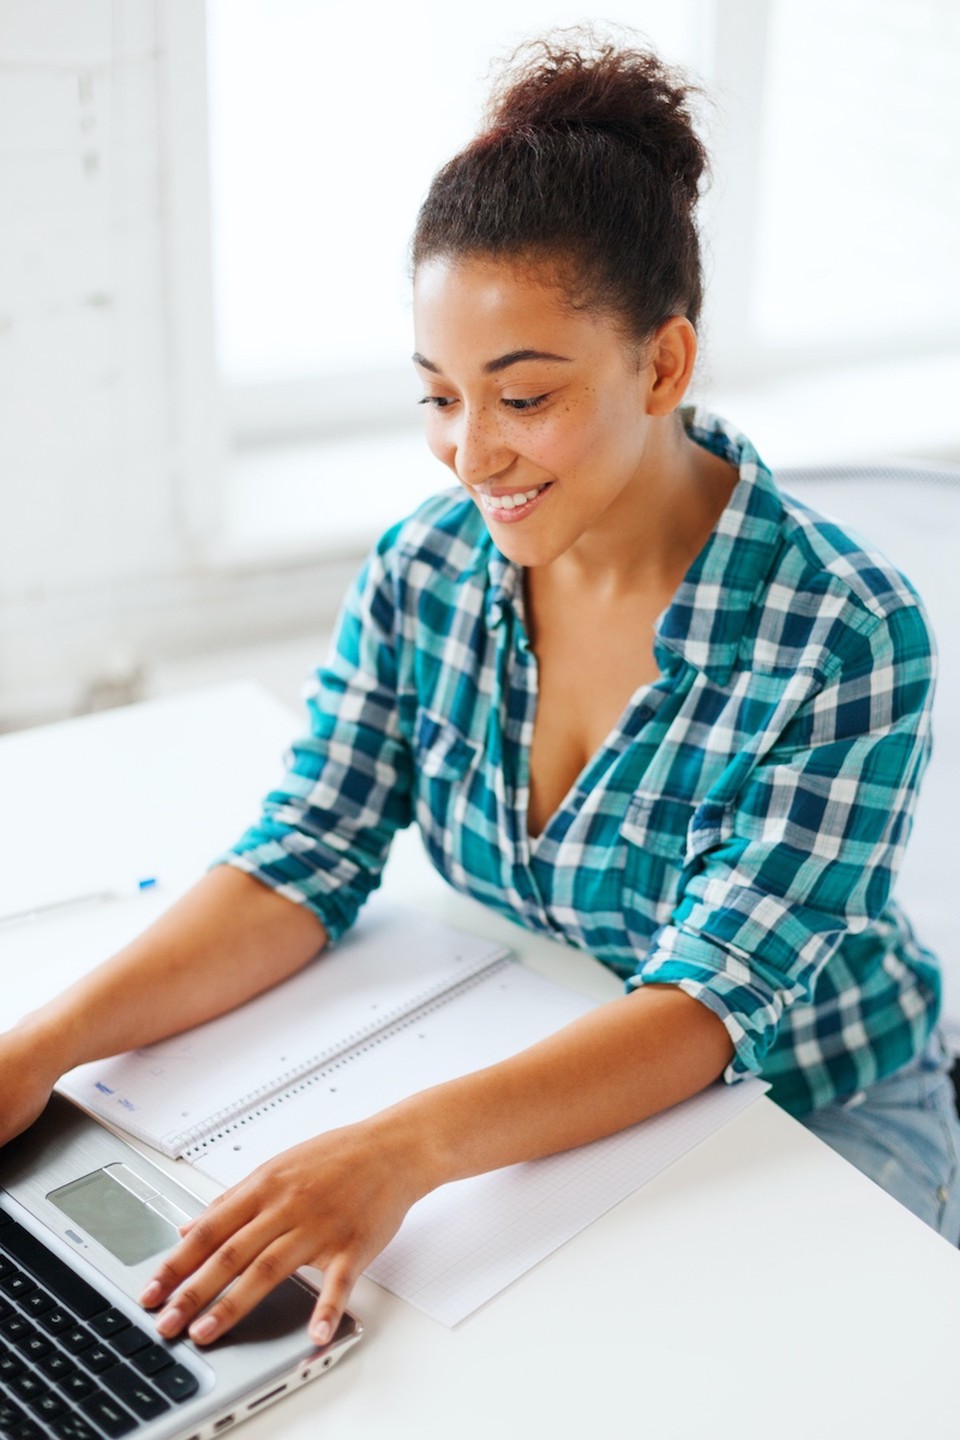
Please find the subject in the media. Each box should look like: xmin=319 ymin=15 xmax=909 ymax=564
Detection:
xmin=2 ymin=683 xmax=959 ymax=1440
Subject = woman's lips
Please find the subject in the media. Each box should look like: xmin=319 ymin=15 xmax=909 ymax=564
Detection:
xmin=477 ymin=483 xmax=552 ymax=522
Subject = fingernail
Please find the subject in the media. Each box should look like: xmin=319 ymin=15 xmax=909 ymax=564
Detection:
xmin=156 ymin=1306 xmax=184 ymax=1338
xmin=140 ymin=1280 xmax=163 ymax=1308
xmin=310 ymin=1319 xmax=332 ymax=1346
xmin=190 ymin=1314 xmax=219 ymax=1344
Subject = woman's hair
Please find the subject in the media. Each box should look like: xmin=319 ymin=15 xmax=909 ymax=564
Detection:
xmin=411 ymin=29 xmax=708 ymax=344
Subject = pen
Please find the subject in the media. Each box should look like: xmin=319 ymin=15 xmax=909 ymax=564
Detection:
xmin=0 ymin=877 xmax=159 ymax=928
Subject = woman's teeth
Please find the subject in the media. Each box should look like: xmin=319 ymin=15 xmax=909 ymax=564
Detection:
xmin=481 ymin=485 xmax=546 ymax=513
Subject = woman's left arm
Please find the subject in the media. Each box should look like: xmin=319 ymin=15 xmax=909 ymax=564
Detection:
xmin=142 ymin=984 xmax=732 ymax=1347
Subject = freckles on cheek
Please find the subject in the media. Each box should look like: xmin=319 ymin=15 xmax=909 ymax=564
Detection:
xmin=541 ymin=397 xmax=599 ymax=473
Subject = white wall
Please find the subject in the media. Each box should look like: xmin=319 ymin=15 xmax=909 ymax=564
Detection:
xmin=0 ymin=0 xmax=349 ymax=728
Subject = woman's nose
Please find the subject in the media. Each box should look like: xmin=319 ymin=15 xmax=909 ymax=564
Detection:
xmin=452 ymin=408 xmax=514 ymax=487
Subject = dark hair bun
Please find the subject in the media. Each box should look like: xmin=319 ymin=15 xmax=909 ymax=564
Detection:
xmin=413 ymin=27 xmax=709 ymax=337
xmin=485 ymin=34 xmax=707 ymax=209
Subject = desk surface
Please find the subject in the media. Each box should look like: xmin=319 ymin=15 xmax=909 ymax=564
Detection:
xmin=2 ymin=683 xmax=959 ymax=1440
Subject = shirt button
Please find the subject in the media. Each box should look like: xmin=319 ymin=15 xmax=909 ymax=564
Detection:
xmin=937 ymin=1185 xmax=950 ymax=1204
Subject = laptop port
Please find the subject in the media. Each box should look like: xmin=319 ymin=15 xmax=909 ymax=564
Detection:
xmin=213 ymin=1415 xmax=235 ymax=1432
xmin=247 ymin=1385 xmax=287 ymax=1411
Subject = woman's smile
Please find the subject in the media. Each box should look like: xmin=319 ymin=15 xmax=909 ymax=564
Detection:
xmin=476 ymin=482 xmax=553 ymax=521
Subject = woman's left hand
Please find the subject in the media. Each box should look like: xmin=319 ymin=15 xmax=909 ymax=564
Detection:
xmin=139 ymin=1115 xmax=427 ymax=1348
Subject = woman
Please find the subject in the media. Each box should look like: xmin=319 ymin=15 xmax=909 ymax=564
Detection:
xmin=3 ymin=34 xmax=958 ymax=1351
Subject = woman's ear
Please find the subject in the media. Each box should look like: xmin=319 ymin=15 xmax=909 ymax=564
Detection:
xmin=644 ymin=315 xmax=698 ymax=415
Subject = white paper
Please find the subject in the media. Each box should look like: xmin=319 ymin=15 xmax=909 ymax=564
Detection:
xmin=364 ymin=1078 xmax=765 ymax=1325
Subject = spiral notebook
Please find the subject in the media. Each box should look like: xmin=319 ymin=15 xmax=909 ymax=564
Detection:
xmin=59 ymin=901 xmax=516 ymax=1159
xmin=60 ymin=899 xmax=766 ymax=1325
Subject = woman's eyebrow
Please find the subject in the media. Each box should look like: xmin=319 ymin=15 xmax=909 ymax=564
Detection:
xmin=484 ymin=349 xmax=572 ymax=373
xmin=412 ymin=349 xmax=572 ymax=375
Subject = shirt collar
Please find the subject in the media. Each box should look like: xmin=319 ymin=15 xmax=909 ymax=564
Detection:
xmin=655 ymin=407 xmax=784 ymax=684
xmin=480 ymin=536 xmax=524 ymax=632
xmin=479 ymin=407 xmax=784 ymax=683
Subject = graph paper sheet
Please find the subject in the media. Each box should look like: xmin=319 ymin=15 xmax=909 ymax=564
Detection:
xmin=364 ymin=1076 xmax=765 ymax=1325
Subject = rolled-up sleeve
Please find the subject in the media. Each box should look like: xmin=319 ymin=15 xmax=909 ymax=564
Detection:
xmin=628 ymin=600 xmax=936 ymax=1079
xmin=219 ymin=531 xmax=413 ymax=940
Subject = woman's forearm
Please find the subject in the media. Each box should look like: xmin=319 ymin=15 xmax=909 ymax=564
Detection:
xmin=391 ymin=983 xmax=735 ymax=1193
xmin=17 ymin=865 xmax=327 ymax=1075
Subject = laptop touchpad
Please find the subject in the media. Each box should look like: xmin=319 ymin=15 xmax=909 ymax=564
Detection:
xmin=48 ymin=1163 xmax=187 ymax=1265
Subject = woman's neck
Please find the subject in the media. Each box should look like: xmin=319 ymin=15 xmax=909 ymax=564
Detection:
xmin=535 ymin=422 xmax=737 ymax=602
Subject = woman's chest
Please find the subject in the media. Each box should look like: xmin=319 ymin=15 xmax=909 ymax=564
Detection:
xmin=525 ymin=598 xmax=667 ymax=837
xmin=401 ymin=612 xmax=753 ymax=956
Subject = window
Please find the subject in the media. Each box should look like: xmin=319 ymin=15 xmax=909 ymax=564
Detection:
xmin=753 ymin=0 xmax=960 ymax=357
xmin=194 ymin=1 xmax=960 ymax=559
xmin=206 ymin=1 xmax=705 ymax=439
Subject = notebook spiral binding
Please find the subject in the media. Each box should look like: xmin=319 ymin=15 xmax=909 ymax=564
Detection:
xmin=180 ymin=956 xmax=513 ymax=1159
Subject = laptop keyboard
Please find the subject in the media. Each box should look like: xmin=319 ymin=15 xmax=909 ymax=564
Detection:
xmin=0 ymin=1203 xmax=199 ymax=1439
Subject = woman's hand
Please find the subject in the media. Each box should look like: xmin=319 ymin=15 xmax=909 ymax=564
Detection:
xmin=140 ymin=1112 xmax=431 ymax=1348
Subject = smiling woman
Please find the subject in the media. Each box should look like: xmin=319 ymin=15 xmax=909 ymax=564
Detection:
xmin=409 ymin=253 xmax=738 ymax=835
xmin=3 ymin=27 xmax=958 ymax=1358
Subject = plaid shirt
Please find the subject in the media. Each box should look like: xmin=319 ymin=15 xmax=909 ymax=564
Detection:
xmin=224 ymin=409 xmax=941 ymax=1117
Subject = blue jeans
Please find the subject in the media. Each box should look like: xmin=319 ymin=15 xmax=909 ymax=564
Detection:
xmin=799 ymin=1032 xmax=960 ymax=1243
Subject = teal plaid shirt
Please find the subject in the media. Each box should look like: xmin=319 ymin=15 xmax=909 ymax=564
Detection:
xmin=224 ymin=409 xmax=941 ymax=1117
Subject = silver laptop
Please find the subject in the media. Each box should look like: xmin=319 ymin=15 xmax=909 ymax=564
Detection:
xmin=0 ymin=1094 xmax=362 ymax=1439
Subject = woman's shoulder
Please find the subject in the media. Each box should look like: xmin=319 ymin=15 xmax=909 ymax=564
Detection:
xmin=688 ymin=409 xmax=925 ymax=624
xmin=686 ymin=410 xmax=934 ymax=686
xmin=774 ymin=484 xmax=926 ymax=623
xmin=756 ymin=478 xmax=937 ymax=681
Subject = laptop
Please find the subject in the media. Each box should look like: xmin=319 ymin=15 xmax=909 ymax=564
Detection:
xmin=0 ymin=1093 xmax=362 ymax=1439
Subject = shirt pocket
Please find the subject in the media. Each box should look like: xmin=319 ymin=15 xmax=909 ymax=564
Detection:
xmin=412 ymin=710 xmax=482 ymax=876
xmin=620 ymin=790 xmax=696 ymax=860
xmin=619 ymin=789 xmax=697 ymax=939
xmin=413 ymin=709 xmax=480 ymax=783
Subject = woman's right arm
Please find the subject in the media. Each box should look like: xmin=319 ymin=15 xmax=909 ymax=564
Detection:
xmin=0 ymin=866 xmax=326 ymax=1146
xmin=3 ymin=523 xmax=417 ymax=1150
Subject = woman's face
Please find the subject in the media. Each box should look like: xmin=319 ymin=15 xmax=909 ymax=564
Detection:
xmin=412 ymin=256 xmax=670 ymax=570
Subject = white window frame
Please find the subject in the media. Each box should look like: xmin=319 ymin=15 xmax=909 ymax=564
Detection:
xmin=156 ymin=0 xmax=226 ymax=555
xmin=704 ymin=0 xmax=960 ymax=387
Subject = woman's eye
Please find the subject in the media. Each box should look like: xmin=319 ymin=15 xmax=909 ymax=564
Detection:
xmin=417 ymin=395 xmax=456 ymax=409
xmin=502 ymin=394 xmax=549 ymax=411
xmin=417 ymin=392 xmax=548 ymax=412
